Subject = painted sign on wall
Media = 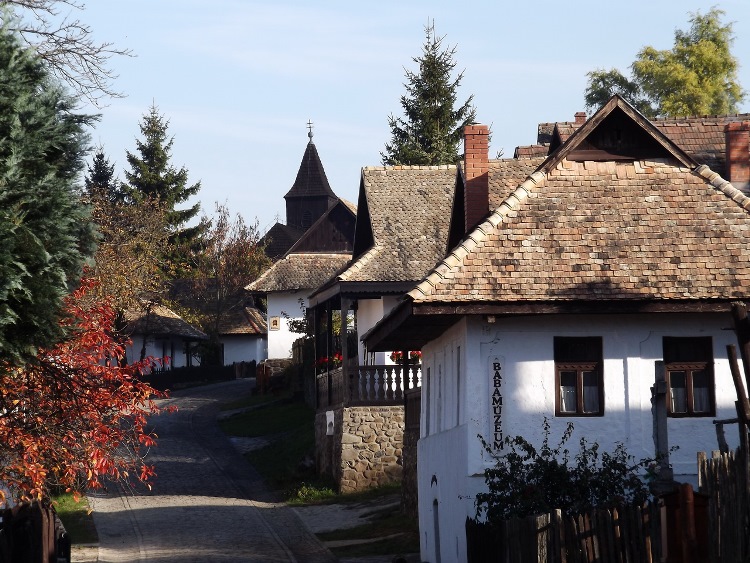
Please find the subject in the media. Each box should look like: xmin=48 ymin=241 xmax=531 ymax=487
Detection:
xmin=490 ymin=356 xmax=504 ymax=450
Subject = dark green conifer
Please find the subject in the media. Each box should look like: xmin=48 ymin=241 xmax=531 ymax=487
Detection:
xmin=0 ymin=20 xmax=96 ymax=364
xmin=85 ymin=148 xmax=121 ymax=203
xmin=122 ymin=104 xmax=202 ymax=242
xmin=382 ymin=23 xmax=477 ymax=166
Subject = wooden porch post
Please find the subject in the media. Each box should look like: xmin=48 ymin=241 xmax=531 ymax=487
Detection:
xmin=313 ymin=304 xmax=321 ymax=410
xmin=341 ymin=297 xmax=352 ymax=404
xmin=651 ymin=360 xmax=674 ymax=494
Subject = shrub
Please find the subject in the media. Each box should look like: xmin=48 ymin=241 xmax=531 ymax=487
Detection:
xmin=475 ymin=419 xmax=656 ymax=522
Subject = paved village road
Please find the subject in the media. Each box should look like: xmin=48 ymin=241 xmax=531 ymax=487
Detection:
xmin=88 ymin=379 xmax=336 ymax=563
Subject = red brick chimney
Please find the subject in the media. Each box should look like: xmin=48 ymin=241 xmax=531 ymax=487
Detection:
xmin=725 ymin=121 xmax=750 ymax=191
xmin=464 ymin=124 xmax=489 ymax=232
xmin=574 ymin=112 xmax=587 ymax=125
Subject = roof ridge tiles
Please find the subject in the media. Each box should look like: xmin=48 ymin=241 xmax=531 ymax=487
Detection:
xmin=362 ymin=164 xmax=457 ymax=172
xmin=694 ymin=164 xmax=750 ymax=211
xmin=652 ymin=113 xmax=750 ymax=122
xmin=408 ymin=171 xmax=545 ymax=301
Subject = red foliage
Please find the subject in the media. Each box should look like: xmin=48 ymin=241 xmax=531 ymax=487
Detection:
xmin=0 ymin=277 xmax=173 ymax=504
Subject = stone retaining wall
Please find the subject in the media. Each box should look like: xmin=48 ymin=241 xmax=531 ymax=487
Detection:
xmin=314 ymin=405 xmax=404 ymax=493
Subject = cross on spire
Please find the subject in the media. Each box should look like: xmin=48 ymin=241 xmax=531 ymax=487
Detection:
xmin=307 ymin=119 xmax=314 ymax=142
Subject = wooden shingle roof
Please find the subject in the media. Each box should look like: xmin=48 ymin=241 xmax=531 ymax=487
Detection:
xmin=284 ymin=141 xmax=336 ymax=200
xmin=124 ymin=304 xmax=208 ymax=340
xmin=488 ymin=157 xmax=547 ymax=209
xmin=246 ymin=252 xmax=351 ymax=293
xmin=339 ymin=166 xmax=457 ymax=284
xmin=261 ymin=222 xmax=304 ymax=261
xmin=218 ymin=306 xmax=267 ymax=335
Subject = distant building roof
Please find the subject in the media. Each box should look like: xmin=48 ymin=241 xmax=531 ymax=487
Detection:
xmin=488 ymin=157 xmax=547 ymax=209
xmin=261 ymin=222 xmax=305 ymax=261
xmin=652 ymin=114 xmax=750 ymax=178
xmin=124 ymin=303 xmax=207 ymax=340
xmin=247 ymin=253 xmax=351 ymax=293
xmin=218 ymin=306 xmax=267 ymax=335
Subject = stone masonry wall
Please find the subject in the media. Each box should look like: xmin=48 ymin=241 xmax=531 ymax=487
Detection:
xmin=339 ymin=406 xmax=404 ymax=493
xmin=314 ymin=405 xmax=405 ymax=493
xmin=314 ymin=409 xmax=343 ymax=483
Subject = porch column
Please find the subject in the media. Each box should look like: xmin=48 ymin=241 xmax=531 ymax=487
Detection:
xmin=341 ymin=297 xmax=352 ymax=402
xmin=313 ymin=305 xmax=321 ymax=410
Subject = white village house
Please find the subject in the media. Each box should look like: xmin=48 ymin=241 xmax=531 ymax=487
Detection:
xmin=249 ymin=132 xmax=355 ymax=360
xmin=364 ymin=96 xmax=750 ymax=563
xmin=123 ymin=303 xmax=207 ymax=368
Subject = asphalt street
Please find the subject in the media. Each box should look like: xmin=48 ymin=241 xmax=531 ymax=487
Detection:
xmin=87 ymin=379 xmax=336 ymax=562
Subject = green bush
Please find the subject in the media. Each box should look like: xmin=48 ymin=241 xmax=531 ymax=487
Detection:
xmin=288 ymin=483 xmax=337 ymax=504
xmin=476 ymin=419 xmax=656 ymax=522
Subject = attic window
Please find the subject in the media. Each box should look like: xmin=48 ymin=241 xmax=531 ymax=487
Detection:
xmin=567 ymin=109 xmax=671 ymax=162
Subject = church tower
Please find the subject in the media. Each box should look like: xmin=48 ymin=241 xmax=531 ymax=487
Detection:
xmin=283 ymin=123 xmax=337 ymax=230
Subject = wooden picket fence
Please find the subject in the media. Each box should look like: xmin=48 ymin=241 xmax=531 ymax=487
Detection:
xmin=466 ymin=502 xmax=659 ymax=563
xmin=698 ymin=450 xmax=750 ymax=562
xmin=0 ymin=501 xmax=70 ymax=562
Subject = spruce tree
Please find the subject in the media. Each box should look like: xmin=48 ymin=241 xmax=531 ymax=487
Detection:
xmin=85 ymin=148 xmax=121 ymax=203
xmin=0 ymin=20 xmax=96 ymax=364
xmin=382 ymin=23 xmax=476 ymax=166
xmin=122 ymin=104 xmax=202 ymax=242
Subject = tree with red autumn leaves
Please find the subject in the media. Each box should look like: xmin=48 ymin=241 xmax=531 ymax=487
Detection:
xmin=0 ymin=277 xmax=170 ymax=504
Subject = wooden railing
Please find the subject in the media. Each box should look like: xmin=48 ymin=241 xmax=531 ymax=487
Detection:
xmin=316 ymin=363 xmax=422 ymax=410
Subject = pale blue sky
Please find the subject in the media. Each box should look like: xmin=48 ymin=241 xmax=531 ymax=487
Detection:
xmin=74 ymin=1 xmax=750 ymax=233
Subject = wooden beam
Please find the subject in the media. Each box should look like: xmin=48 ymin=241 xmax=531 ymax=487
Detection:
xmin=726 ymin=345 xmax=750 ymax=423
xmin=413 ymin=300 xmax=734 ymax=316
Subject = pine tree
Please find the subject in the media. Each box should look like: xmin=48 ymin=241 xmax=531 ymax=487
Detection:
xmin=382 ymin=23 xmax=476 ymax=166
xmin=0 ymin=19 xmax=96 ymax=365
xmin=585 ymin=8 xmax=745 ymax=117
xmin=122 ymin=104 xmax=202 ymax=241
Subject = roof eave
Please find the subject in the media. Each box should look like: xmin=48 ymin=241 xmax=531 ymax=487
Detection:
xmin=364 ymin=298 xmax=741 ymax=351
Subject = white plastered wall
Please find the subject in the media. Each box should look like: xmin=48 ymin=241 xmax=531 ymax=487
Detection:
xmin=267 ymin=290 xmax=307 ymax=359
xmin=125 ymin=336 xmax=189 ymax=369
xmin=356 ymin=296 xmax=402 ymax=364
xmin=221 ymin=335 xmax=266 ymax=365
xmin=418 ymin=312 xmax=742 ymax=563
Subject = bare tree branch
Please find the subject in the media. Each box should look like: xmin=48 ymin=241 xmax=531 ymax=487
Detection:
xmin=3 ymin=0 xmax=132 ymax=106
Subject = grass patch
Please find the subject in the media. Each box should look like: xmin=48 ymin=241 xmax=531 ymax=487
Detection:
xmin=219 ymin=397 xmax=323 ymax=492
xmin=218 ymin=393 xmax=417 ymax=559
xmin=286 ymin=482 xmax=402 ymax=506
xmin=219 ymin=390 xmax=286 ymax=412
xmin=317 ymin=506 xmax=419 ymax=558
xmin=53 ymin=493 xmax=98 ymax=544
xmin=219 ymin=398 xmax=313 ymax=437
